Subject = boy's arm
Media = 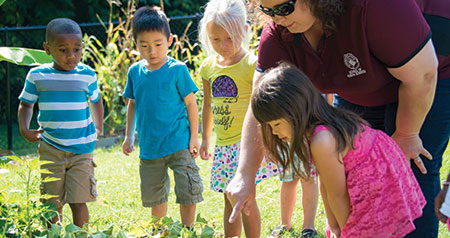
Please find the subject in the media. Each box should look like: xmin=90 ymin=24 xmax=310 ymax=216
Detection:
xmin=184 ymin=92 xmax=200 ymax=158
xmin=310 ymin=130 xmax=350 ymax=229
xmin=200 ymin=78 xmax=213 ymax=160
xmin=90 ymin=97 xmax=104 ymax=136
xmin=122 ymin=99 xmax=136 ymax=156
xmin=18 ymin=101 xmax=43 ymax=142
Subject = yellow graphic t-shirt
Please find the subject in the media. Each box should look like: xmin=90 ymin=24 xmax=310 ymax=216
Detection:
xmin=199 ymin=53 xmax=256 ymax=146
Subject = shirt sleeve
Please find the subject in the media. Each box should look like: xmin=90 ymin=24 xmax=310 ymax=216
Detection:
xmin=366 ymin=0 xmax=431 ymax=68
xmin=122 ymin=67 xmax=135 ymax=99
xmin=257 ymin=22 xmax=292 ymax=72
xmin=18 ymin=70 xmax=39 ymax=104
xmin=198 ymin=57 xmax=209 ymax=80
xmin=176 ymin=64 xmax=199 ymax=99
xmin=88 ymin=74 xmax=100 ymax=103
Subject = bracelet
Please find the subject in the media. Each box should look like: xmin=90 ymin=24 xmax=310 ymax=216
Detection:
xmin=443 ymin=182 xmax=450 ymax=186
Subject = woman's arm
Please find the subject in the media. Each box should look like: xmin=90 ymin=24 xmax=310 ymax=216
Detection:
xmin=388 ymin=39 xmax=438 ymax=174
xmin=311 ymin=129 xmax=350 ymax=229
xmin=225 ymin=70 xmax=266 ymax=223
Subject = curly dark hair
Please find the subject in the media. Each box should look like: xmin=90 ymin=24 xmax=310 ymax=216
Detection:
xmin=303 ymin=0 xmax=345 ymax=32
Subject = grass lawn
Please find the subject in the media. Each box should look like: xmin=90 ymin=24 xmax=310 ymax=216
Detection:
xmin=50 ymin=140 xmax=450 ymax=237
xmin=0 ymin=122 xmax=39 ymax=156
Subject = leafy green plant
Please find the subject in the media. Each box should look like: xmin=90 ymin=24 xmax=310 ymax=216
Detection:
xmin=83 ymin=0 xmax=139 ymax=136
xmin=83 ymin=0 xmax=209 ymax=135
xmin=169 ymin=22 xmax=207 ymax=126
xmin=0 ymin=155 xmax=58 ymax=237
xmin=1 ymin=154 xmax=217 ymax=237
xmin=0 ymin=47 xmax=52 ymax=66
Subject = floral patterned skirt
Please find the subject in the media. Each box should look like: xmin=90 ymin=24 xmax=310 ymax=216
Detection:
xmin=210 ymin=142 xmax=279 ymax=193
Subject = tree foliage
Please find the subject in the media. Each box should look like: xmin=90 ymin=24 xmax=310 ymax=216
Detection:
xmin=0 ymin=0 xmax=207 ymax=28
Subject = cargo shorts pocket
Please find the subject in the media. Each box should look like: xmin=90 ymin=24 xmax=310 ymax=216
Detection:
xmin=187 ymin=164 xmax=203 ymax=195
xmin=90 ymin=176 xmax=98 ymax=198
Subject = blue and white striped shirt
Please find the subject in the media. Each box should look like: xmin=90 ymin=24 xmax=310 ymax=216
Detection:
xmin=19 ymin=63 xmax=100 ymax=154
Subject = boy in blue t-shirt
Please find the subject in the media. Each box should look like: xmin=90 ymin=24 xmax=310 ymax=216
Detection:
xmin=121 ymin=6 xmax=204 ymax=228
xmin=18 ymin=18 xmax=104 ymax=228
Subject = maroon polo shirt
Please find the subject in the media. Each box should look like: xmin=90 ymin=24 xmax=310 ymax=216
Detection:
xmin=257 ymin=0 xmax=450 ymax=107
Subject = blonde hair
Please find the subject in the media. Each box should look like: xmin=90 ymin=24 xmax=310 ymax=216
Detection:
xmin=198 ymin=0 xmax=250 ymax=56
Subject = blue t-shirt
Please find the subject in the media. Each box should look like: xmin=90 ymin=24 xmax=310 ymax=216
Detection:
xmin=123 ymin=57 xmax=198 ymax=159
xmin=18 ymin=63 xmax=100 ymax=154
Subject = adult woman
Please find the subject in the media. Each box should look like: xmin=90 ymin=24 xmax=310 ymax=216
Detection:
xmin=226 ymin=0 xmax=450 ymax=237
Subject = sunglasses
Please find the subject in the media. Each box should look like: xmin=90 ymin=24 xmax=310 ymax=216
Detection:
xmin=258 ymin=0 xmax=296 ymax=17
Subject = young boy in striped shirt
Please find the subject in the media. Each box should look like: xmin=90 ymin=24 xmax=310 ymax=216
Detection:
xmin=18 ymin=18 xmax=104 ymax=228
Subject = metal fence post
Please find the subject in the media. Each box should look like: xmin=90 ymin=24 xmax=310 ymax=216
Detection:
xmin=4 ymin=27 xmax=12 ymax=150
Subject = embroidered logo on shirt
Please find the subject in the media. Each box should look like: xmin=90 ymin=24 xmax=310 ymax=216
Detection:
xmin=344 ymin=53 xmax=366 ymax=78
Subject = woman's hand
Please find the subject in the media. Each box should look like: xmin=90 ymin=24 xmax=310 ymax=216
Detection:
xmin=225 ymin=172 xmax=256 ymax=223
xmin=391 ymin=132 xmax=432 ymax=174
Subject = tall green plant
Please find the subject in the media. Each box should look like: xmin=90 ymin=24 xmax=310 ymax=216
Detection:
xmin=83 ymin=0 xmax=139 ymax=136
xmin=169 ymin=22 xmax=207 ymax=125
xmin=0 ymin=155 xmax=58 ymax=237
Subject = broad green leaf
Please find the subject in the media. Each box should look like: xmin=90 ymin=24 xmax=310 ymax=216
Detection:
xmin=41 ymin=203 xmax=58 ymax=221
xmin=200 ymin=225 xmax=215 ymax=238
xmin=91 ymin=232 xmax=107 ymax=238
xmin=48 ymin=223 xmax=63 ymax=238
xmin=0 ymin=156 xmax=13 ymax=165
xmin=195 ymin=214 xmax=207 ymax=224
xmin=0 ymin=47 xmax=52 ymax=66
xmin=160 ymin=216 xmax=173 ymax=224
xmin=101 ymin=225 xmax=113 ymax=235
xmin=65 ymin=223 xmax=82 ymax=233
xmin=0 ymin=0 xmax=5 ymax=7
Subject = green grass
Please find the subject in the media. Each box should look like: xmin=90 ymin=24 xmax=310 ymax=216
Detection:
xmin=4 ymin=140 xmax=450 ymax=237
xmin=0 ymin=122 xmax=39 ymax=156
xmin=57 ymin=142 xmax=450 ymax=237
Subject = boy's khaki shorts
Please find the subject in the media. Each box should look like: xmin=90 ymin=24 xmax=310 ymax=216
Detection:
xmin=140 ymin=149 xmax=204 ymax=207
xmin=39 ymin=141 xmax=97 ymax=209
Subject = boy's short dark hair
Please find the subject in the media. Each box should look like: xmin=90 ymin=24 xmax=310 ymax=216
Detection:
xmin=132 ymin=6 xmax=171 ymax=40
xmin=45 ymin=18 xmax=82 ymax=43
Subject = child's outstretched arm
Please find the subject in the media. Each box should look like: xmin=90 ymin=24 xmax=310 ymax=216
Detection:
xmin=200 ymin=78 xmax=213 ymax=160
xmin=122 ymin=99 xmax=136 ymax=156
xmin=90 ymin=97 xmax=104 ymax=136
xmin=310 ymin=129 xmax=350 ymax=230
xmin=18 ymin=101 xmax=43 ymax=143
xmin=184 ymin=92 xmax=200 ymax=158
xmin=320 ymin=180 xmax=341 ymax=237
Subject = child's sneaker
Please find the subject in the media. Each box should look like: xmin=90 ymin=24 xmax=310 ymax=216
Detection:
xmin=301 ymin=228 xmax=318 ymax=238
xmin=268 ymin=225 xmax=293 ymax=238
